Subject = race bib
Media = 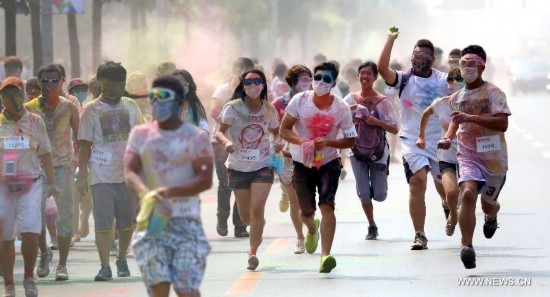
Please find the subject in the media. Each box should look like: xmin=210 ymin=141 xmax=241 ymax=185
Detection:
xmin=90 ymin=148 xmax=112 ymax=165
xmin=342 ymin=126 xmax=358 ymax=138
xmin=199 ymin=118 xmax=209 ymax=131
xmin=3 ymin=136 xmax=30 ymax=150
xmin=238 ymin=149 xmax=260 ymax=162
xmin=172 ymin=198 xmax=200 ymax=217
xmin=476 ymin=135 xmax=502 ymax=153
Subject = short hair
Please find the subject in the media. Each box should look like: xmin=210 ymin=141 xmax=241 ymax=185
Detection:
xmin=96 ymin=60 xmax=127 ymax=82
xmin=314 ymin=62 xmax=339 ymax=81
xmin=449 ymin=48 xmax=461 ymax=56
xmin=313 ymin=53 xmax=327 ymax=63
xmin=151 ymin=75 xmax=184 ymax=101
xmin=327 ymin=60 xmax=341 ymax=72
xmin=357 ymin=61 xmax=379 ymax=78
xmin=284 ymin=64 xmax=312 ymax=87
xmin=157 ymin=61 xmax=176 ymax=75
xmin=37 ymin=64 xmax=63 ymax=79
xmin=3 ymin=56 xmax=22 ymax=69
xmin=232 ymin=57 xmax=255 ymax=75
xmin=26 ymin=77 xmax=40 ymax=91
xmin=415 ymin=39 xmax=435 ymax=55
xmin=231 ymin=68 xmax=268 ymax=101
xmin=55 ymin=63 xmax=66 ymax=79
xmin=461 ymin=45 xmax=487 ymax=63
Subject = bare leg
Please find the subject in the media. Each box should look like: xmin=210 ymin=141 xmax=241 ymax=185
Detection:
xmin=409 ymin=167 xmax=428 ymax=232
xmin=283 ymin=184 xmax=304 ymax=240
xmin=459 ymin=181 xmax=479 ymax=247
xmin=319 ymin=204 xmax=336 ymax=256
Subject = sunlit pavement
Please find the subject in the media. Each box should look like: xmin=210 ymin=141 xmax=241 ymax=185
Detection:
xmin=9 ymin=93 xmax=550 ymax=296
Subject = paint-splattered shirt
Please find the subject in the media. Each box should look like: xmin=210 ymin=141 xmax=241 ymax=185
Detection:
xmin=126 ymin=121 xmax=212 ymax=218
xmin=450 ymin=82 xmax=510 ymax=174
xmin=285 ymin=90 xmax=356 ymax=166
xmin=218 ymin=99 xmax=279 ymax=172
xmin=78 ymin=97 xmax=144 ymax=185
xmin=430 ymin=96 xmax=458 ymax=164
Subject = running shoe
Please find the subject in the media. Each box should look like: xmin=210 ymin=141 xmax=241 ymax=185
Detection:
xmin=365 ymin=225 xmax=378 ymax=240
xmin=247 ymin=252 xmax=259 ymax=271
xmin=411 ymin=232 xmax=428 ymax=250
xmin=460 ymin=245 xmax=476 ymax=269
xmin=3 ymin=285 xmax=15 ymax=297
xmin=23 ymin=278 xmax=38 ymax=297
xmin=116 ymin=258 xmax=131 ymax=277
xmin=319 ymin=255 xmax=337 ymax=273
xmin=483 ymin=217 xmax=498 ymax=239
xmin=37 ymin=249 xmax=53 ymax=278
xmin=294 ymin=239 xmax=305 ymax=254
xmin=305 ymin=218 xmax=320 ymax=254
xmin=55 ymin=264 xmax=69 ymax=281
xmin=94 ymin=265 xmax=113 ymax=281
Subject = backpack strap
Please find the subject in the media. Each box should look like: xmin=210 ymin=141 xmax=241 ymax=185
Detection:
xmin=398 ymin=69 xmax=412 ymax=98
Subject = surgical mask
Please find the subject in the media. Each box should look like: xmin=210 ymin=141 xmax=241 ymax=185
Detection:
xmin=244 ymin=85 xmax=262 ymax=99
xmin=295 ymin=79 xmax=311 ymax=92
xmin=460 ymin=67 xmax=479 ymax=83
xmin=312 ymin=80 xmax=331 ymax=96
xmin=152 ymin=100 xmax=180 ymax=122
xmin=74 ymin=91 xmax=88 ymax=103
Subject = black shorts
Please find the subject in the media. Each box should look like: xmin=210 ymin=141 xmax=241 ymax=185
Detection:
xmin=439 ymin=161 xmax=457 ymax=175
xmin=227 ymin=167 xmax=274 ymax=190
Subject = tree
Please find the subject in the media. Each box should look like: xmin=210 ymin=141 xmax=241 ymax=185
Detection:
xmin=92 ymin=0 xmax=102 ymax=71
xmin=29 ymin=0 xmax=42 ymax=75
xmin=67 ymin=13 xmax=80 ymax=77
xmin=0 ymin=0 xmax=29 ymax=56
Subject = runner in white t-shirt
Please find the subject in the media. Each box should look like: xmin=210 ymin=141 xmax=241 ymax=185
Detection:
xmin=417 ymin=67 xmax=465 ymax=237
xmin=378 ymin=27 xmax=449 ymax=250
xmin=281 ymin=62 xmax=357 ymax=273
xmin=439 ymin=46 xmax=510 ymax=269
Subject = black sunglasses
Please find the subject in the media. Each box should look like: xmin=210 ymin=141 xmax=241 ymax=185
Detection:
xmin=41 ymin=78 xmax=60 ymax=84
xmin=243 ymin=78 xmax=263 ymax=86
xmin=447 ymin=76 xmax=464 ymax=83
xmin=313 ymin=74 xmax=333 ymax=84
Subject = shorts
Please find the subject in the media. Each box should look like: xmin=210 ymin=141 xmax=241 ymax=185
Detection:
xmin=90 ymin=183 xmax=136 ymax=231
xmin=227 ymin=167 xmax=274 ymax=190
xmin=439 ymin=161 xmax=457 ymax=176
xmin=278 ymin=157 xmax=294 ymax=185
xmin=457 ymin=159 xmax=506 ymax=205
xmin=1 ymin=177 xmax=43 ymax=240
xmin=133 ymin=218 xmax=211 ymax=293
xmin=401 ymin=137 xmax=441 ymax=183
xmin=350 ymin=156 xmax=388 ymax=204
xmin=292 ymin=158 xmax=342 ymax=217
xmin=41 ymin=165 xmax=74 ymax=237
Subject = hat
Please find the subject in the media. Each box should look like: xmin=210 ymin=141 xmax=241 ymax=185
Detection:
xmin=0 ymin=77 xmax=24 ymax=92
xmin=68 ymin=78 xmax=88 ymax=92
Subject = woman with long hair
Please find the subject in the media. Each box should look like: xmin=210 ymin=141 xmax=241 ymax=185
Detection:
xmin=172 ymin=69 xmax=208 ymax=132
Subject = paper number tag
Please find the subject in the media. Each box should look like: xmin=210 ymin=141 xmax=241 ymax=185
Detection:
xmin=3 ymin=136 xmax=30 ymax=150
xmin=342 ymin=126 xmax=358 ymax=138
xmin=238 ymin=149 xmax=260 ymax=162
xmin=199 ymin=118 xmax=209 ymax=131
xmin=172 ymin=198 xmax=200 ymax=217
xmin=476 ymin=135 xmax=502 ymax=153
xmin=90 ymin=148 xmax=112 ymax=165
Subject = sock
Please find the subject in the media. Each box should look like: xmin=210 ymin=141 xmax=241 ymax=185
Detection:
xmin=4 ymin=277 xmax=15 ymax=287
xmin=24 ymin=267 xmax=34 ymax=279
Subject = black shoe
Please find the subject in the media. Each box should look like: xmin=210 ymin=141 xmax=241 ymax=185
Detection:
xmin=365 ymin=225 xmax=378 ymax=240
xmin=460 ymin=246 xmax=476 ymax=269
xmin=235 ymin=227 xmax=249 ymax=238
xmin=483 ymin=217 xmax=498 ymax=239
xmin=216 ymin=222 xmax=228 ymax=237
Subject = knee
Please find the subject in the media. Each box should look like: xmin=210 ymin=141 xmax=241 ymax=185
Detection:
xmin=461 ymin=188 xmax=477 ymax=204
xmin=319 ymin=203 xmax=334 ymax=215
xmin=409 ymin=176 xmax=427 ymax=193
xmin=446 ymin=188 xmax=460 ymax=200
xmin=372 ymin=193 xmax=387 ymax=202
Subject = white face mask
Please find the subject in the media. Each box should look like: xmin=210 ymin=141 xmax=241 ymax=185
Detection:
xmin=312 ymin=80 xmax=331 ymax=96
xmin=460 ymin=67 xmax=479 ymax=83
xmin=244 ymin=85 xmax=262 ymax=99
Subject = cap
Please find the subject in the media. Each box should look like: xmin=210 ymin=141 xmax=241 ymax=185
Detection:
xmin=68 ymin=78 xmax=88 ymax=92
xmin=0 ymin=77 xmax=24 ymax=92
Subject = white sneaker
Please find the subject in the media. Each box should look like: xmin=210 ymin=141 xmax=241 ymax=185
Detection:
xmin=23 ymin=278 xmax=38 ymax=297
xmin=294 ymin=239 xmax=305 ymax=254
xmin=37 ymin=249 xmax=53 ymax=278
xmin=3 ymin=285 xmax=15 ymax=297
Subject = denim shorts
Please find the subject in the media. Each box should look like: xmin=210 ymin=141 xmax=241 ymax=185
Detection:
xmin=41 ymin=165 xmax=74 ymax=237
xmin=227 ymin=167 xmax=274 ymax=190
xmin=350 ymin=156 xmax=389 ymax=204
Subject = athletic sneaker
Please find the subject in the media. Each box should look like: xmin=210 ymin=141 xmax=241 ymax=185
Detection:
xmin=279 ymin=193 xmax=289 ymax=212
xmin=411 ymin=232 xmax=428 ymax=250
xmin=116 ymin=258 xmax=131 ymax=277
xmin=294 ymin=239 xmax=305 ymax=254
xmin=23 ymin=278 xmax=38 ymax=297
xmin=3 ymin=285 xmax=15 ymax=297
xmin=305 ymin=218 xmax=320 ymax=254
xmin=483 ymin=217 xmax=498 ymax=239
xmin=319 ymin=255 xmax=337 ymax=273
xmin=445 ymin=219 xmax=457 ymax=236
xmin=247 ymin=252 xmax=259 ymax=271
xmin=55 ymin=264 xmax=69 ymax=281
xmin=235 ymin=227 xmax=250 ymax=238
xmin=365 ymin=225 xmax=378 ymax=240
xmin=94 ymin=265 xmax=113 ymax=281
xmin=49 ymin=241 xmax=58 ymax=251
xmin=460 ymin=246 xmax=476 ymax=269
xmin=216 ymin=221 xmax=228 ymax=237
xmin=37 ymin=249 xmax=53 ymax=278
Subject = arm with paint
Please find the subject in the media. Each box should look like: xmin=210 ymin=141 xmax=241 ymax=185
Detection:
xmin=378 ymin=27 xmax=399 ymax=86
xmin=438 ymin=120 xmax=458 ymax=150
xmin=417 ymin=106 xmax=434 ymax=149
xmin=451 ymin=112 xmax=508 ymax=132
xmin=39 ymin=153 xmax=59 ymax=199
xmin=280 ymin=114 xmax=306 ymax=145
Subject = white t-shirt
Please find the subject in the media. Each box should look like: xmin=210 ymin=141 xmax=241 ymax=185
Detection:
xmin=126 ymin=121 xmax=212 ymax=218
xmin=343 ymin=93 xmax=398 ymax=164
xmin=218 ymin=99 xmax=279 ymax=172
xmin=78 ymin=97 xmax=144 ymax=185
xmin=390 ymin=69 xmax=449 ymax=144
xmin=210 ymin=83 xmax=233 ymax=143
xmin=430 ymin=96 xmax=458 ymax=164
xmin=285 ymin=90 xmax=356 ymax=166
xmin=450 ymin=82 xmax=511 ymax=174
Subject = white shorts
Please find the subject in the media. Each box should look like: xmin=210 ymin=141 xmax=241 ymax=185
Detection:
xmin=457 ymin=159 xmax=506 ymax=205
xmin=1 ymin=178 xmax=43 ymax=240
xmin=401 ymin=137 xmax=441 ymax=183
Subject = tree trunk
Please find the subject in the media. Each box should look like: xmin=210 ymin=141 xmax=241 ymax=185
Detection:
xmin=92 ymin=0 xmax=102 ymax=72
xmin=41 ymin=0 xmax=54 ymax=64
xmin=67 ymin=13 xmax=81 ymax=78
xmin=29 ymin=0 xmax=43 ymax=75
xmin=4 ymin=0 xmax=17 ymax=56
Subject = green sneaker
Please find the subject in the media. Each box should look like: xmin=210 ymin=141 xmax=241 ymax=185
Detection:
xmin=319 ymin=255 xmax=337 ymax=273
xmin=305 ymin=218 xmax=320 ymax=254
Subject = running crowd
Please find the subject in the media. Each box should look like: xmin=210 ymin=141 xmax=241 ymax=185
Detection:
xmin=0 ymin=27 xmax=510 ymax=297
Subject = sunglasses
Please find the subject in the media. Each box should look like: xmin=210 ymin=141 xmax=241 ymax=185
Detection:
xmin=412 ymin=51 xmax=433 ymax=59
xmin=243 ymin=78 xmax=263 ymax=86
xmin=313 ymin=74 xmax=333 ymax=84
xmin=459 ymin=59 xmax=480 ymax=68
xmin=148 ymin=87 xmax=178 ymax=103
xmin=447 ymin=76 xmax=464 ymax=83
xmin=41 ymin=79 xmax=60 ymax=85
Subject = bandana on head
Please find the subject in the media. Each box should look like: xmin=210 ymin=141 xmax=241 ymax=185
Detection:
xmin=461 ymin=53 xmax=486 ymax=66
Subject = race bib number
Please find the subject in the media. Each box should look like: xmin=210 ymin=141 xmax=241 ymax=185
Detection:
xmin=238 ymin=149 xmax=260 ymax=162
xmin=172 ymin=198 xmax=200 ymax=217
xmin=90 ymin=148 xmax=112 ymax=165
xmin=3 ymin=136 xmax=30 ymax=150
xmin=198 ymin=118 xmax=209 ymax=131
xmin=342 ymin=126 xmax=358 ymax=138
xmin=476 ymin=135 xmax=501 ymax=153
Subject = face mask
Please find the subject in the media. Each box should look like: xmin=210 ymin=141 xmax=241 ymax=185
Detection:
xmin=312 ymin=80 xmax=331 ymax=96
xmin=244 ymin=85 xmax=262 ymax=99
xmin=183 ymin=87 xmax=189 ymax=97
xmin=411 ymin=58 xmax=431 ymax=74
xmin=74 ymin=91 xmax=88 ymax=103
xmin=460 ymin=67 xmax=479 ymax=83
xmin=295 ymin=80 xmax=311 ymax=92
xmin=152 ymin=100 xmax=180 ymax=122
